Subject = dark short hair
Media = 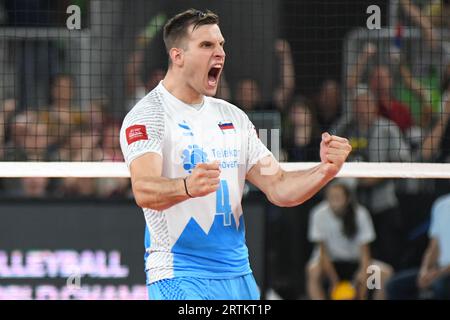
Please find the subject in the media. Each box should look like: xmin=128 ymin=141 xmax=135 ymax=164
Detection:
xmin=163 ymin=9 xmax=219 ymax=54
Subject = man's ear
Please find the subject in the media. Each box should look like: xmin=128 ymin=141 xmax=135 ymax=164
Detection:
xmin=169 ymin=48 xmax=184 ymax=67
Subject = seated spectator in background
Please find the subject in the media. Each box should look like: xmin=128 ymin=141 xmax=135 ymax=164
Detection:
xmin=102 ymin=120 xmax=123 ymax=162
xmin=369 ymin=65 xmax=414 ymax=132
xmin=1 ymin=110 xmax=53 ymax=197
xmin=42 ymin=73 xmax=84 ymax=150
xmin=0 ymin=98 xmax=17 ymax=159
xmin=285 ymin=96 xmax=321 ymax=162
xmin=422 ymin=0 xmax=450 ymax=29
xmin=346 ymin=43 xmax=414 ymax=132
xmin=337 ymin=87 xmax=411 ymax=268
xmin=55 ymin=124 xmax=102 ymax=162
xmin=307 ymin=180 xmax=393 ymax=300
xmin=234 ymin=78 xmax=268 ymax=111
xmin=20 ymin=177 xmax=50 ymax=198
xmin=125 ymin=14 xmax=167 ymax=108
xmin=97 ymin=120 xmax=130 ymax=198
xmin=85 ymin=98 xmax=107 ymax=131
xmin=399 ymin=0 xmax=450 ymax=116
xmin=420 ymin=77 xmax=450 ymax=162
xmin=273 ymin=38 xmax=295 ymax=111
xmin=54 ymin=124 xmax=102 ymax=198
xmin=4 ymin=111 xmax=35 ymax=161
xmin=314 ymin=79 xmax=342 ymax=133
xmin=400 ymin=0 xmax=450 ymax=81
xmin=3 ymin=110 xmax=51 ymax=162
xmin=234 ymin=38 xmax=295 ymax=112
xmin=0 ymin=98 xmax=17 ymax=195
xmin=386 ymin=193 xmax=450 ymax=299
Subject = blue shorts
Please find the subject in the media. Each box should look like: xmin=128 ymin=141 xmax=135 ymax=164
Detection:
xmin=147 ymin=273 xmax=260 ymax=300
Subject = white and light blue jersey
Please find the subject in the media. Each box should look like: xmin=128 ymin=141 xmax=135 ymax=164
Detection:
xmin=120 ymin=82 xmax=272 ymax=284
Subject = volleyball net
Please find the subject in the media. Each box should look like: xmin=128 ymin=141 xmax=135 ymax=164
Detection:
xmin=0 ymin=0 xmax=449 ymax=183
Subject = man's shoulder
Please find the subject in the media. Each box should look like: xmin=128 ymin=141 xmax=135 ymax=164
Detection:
xmin=124 ymin=87 xmax=165 ymax=122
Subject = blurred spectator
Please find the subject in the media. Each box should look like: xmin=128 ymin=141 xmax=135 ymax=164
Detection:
xmin=55 ymin=124 xmax=102 ymax=162
xmin=285 ymin=96 xmax=321 ymax=162
xmin=273 ymin=38 xmax=295 ymax=111
xmin=102 ymin=120 xmax=123 ymax=162
xmin=422 ymin=0 xmax=450 ymax=29
xmin=369 ymin=65 xmax=414 ymax=132
xmin=397 ymin=58 xmax=434 ymax=129
xmin=386 ymin=193 xmax=450 ymax=299
xmin=400 ymin=0 xmax=450 ymax=103
xmin=4 ymin=110 xmax=51 ymax=161
xmin=21 ymin=177 xmax=50 ymax=198
xmin=84 ymin=98 xmax=107 ymax=132
xmin=23 ymin=120 xmax=50 ymax=161
xmin=337 ymin=87 xmax=411 ymax=268
xmin=306 ymin=180 xmax=393 ymax=300
xmin=125 ymin=13 xmax=167 ymax=108
xmin=234 ymin=39 xmax=295 ymax=112
xmin=42 ymin=73 xmax=84 ymax=151
xmin=314 ymin=79 xmax=342 ymax=132
xmin=97 ymin=120 xmax=130 ymax=198
xmin=1 ymin=110 xmax=53 ymax=197
xmin=420 ymin=78 xmax=450 ymax=162
xmin=346 ymin=43 xmax=414 ymax=132
xmin=0 ymin=98 xmax=17 ymax=159
xmin=235 ymin=78 xmax=269 ymax=111
xmin=54 ymin=124 xmax=102 ymax=198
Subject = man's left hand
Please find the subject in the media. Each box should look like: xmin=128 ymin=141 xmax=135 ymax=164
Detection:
xmin=320 ymin=132 xmax=352 ymax=178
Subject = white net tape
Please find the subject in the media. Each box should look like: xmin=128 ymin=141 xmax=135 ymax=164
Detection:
xmin=1 ymin=162 xmax=450 ymax=178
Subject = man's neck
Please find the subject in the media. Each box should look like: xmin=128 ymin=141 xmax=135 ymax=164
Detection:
xmin=162 ymin=71 xmax=204 ymax=105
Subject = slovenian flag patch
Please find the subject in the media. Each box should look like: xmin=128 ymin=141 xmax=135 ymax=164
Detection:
xmin=218 ymin=121 xmax=235 ymax=133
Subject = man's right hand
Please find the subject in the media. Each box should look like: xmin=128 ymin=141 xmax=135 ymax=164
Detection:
xmin=185 ymin=161 xmax=221 ymax=197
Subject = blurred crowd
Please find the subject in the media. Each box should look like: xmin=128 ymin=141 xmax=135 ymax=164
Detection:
xmin=0 ymin=73 xmax=130 ymax=198
xmin=0 ymin=0 xmax=449 ymax=299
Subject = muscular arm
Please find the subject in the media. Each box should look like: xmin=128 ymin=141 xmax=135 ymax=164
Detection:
xmin=246 ymin=133 xmax=351 ymax=207
xmin=130 ymin=153 xmax=188 ymax=210
xmin=130 ymin=153 xmax=221 ymax=211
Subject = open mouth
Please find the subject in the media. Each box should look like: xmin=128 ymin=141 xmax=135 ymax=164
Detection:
xmin=208 ymin=65 xmax=222 ymax=87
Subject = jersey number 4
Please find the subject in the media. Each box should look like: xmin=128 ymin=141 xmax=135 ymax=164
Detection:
xmin=216 ymin=180 xmax=233 ymax=227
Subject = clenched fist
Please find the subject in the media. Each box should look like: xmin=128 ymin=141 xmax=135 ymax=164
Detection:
xmin=185 ymin=161 xmax=221 ymax=198
xmin=320 ymin=132 xmax=352 ymax=178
